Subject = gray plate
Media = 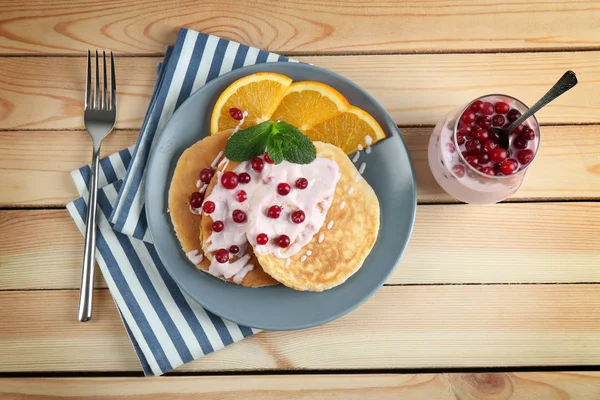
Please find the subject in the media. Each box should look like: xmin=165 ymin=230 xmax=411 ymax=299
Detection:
xmin=146 ymin=62 xmax=416 ymax=330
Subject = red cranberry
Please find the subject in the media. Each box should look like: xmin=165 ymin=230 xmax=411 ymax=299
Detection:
xmin=295 ymin=177 xmax=308 ymax=189
xmin=490 ymin=147 xmax=508 ymax=163
xmin=264 ymin=153 xmax=274 ymax=164
xmin=221 ymin=171 xmax=239 ymax=189
xmin=215 ymin=249 xmax=229 ymax=263
xmin=513 ymin=136 xmax=528 ymax=149
xmin=521 ymin=127 xmax=535 ymax=141
xmin=277 ymin=183 xmax=291 ymax=196
xmin=456 ymin=133 xmax=466 ymax=145
xmin=232 ymin=209 xmax=247 ymax=223
xmin=229 ymin=108 xmax=244 ymax=121
xmin=478 ymin=153 xmax=490 ymax=164
xmin=491 ymin=115 xmax=505 ymax=127
xmin=476 ymin=116 xmax=492 ymax=129
xmin=481 ymin=167 xmax=495 ymax=176
xmin=517 ymin=149 xmax=534 ymax=165
xmin=458 ymin=124 xmax=472 ymax=136
xmin=212 ymin=221 xmax=225 ymax=233
xmin=481 ymin=102 xmax=494 ymax=115
xmin=461 ymin=151 xmax=468 ymax=160
xmin=470 ymin=100 xmax=484 ymax=113
xmin=267 ymin=205 xmax=282 ymax=219
xmin=511 ymin=125 xmax=524 ymax=135
xmin=202 ymin=200 xmax=215 ymax=214
xmin=256 ymin=233 xmax=269 ymax=245
xmin=291 ymin=210 xmax=305 ymax=224
xmin=199 ymin=168 xmax=215 ymax=184
xmin=488 ymin=127 xmax=500 ymax=142
xmin=235 ymin=190 xmax=247 ymax=202
xmin=483 ymin=139 xmax=498 ymax=153
xmin=473 ymin=128 xmax=489 ymax=142
xmin=452 ymin=164 xmax=465 ymax=178
xmin=460 ymin=111 xmax=476 ymax=124
xmin=466 ymin=155 xmax=479 ymax=167
xmin=251 ymin=157 xmax=264 ymax=172
xmin=276 ymin=235 xmax=291 ymax=248
xmin=465 ymin=140 xmax=482 ymax=155
xmin=495 ymin=102 xmax=510 ymax=114
xmin=500 ymin=159 xmax=518 ymax=175
xmin=507 ymin=109 xmax=521 ymax=122
xmin=229 ymin=245 xmax=240 ymax=254
xmin=238 ymin=172 xmax=251 ymax=184
xmin=189 ymin=192 xmax=204 ymax=208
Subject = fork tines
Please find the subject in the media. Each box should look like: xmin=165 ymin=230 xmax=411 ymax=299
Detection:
xmin=85 ymin=49 xmax=116 ymax=111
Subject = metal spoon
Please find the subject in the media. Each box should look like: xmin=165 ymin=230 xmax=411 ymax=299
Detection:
xmin=498 ymin=70 xmax=578 ymax=149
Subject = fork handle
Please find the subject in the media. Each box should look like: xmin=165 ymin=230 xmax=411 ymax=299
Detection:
xmin=78 ymin=144 xmax=101 ymax=322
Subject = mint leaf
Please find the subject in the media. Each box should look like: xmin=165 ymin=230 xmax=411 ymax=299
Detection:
xmin=225 ymin=121 xmax=274 ymax=161
xmin=223 ymin=120 xmax=316 ymax=165
xmin=276 ymin=122 xmax=316 ymax=164
xmin=266 ymin=134 xmax=285 ymax=164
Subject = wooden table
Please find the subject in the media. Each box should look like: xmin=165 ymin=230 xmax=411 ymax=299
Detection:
xmin=1 ymin=1 xmax=600 ymax=398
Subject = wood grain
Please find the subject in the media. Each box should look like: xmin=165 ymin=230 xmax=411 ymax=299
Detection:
xmin=1 ymin=0 xmax=600 ymax=55
xmin=1 ymin=53 xmax=599 ymax=130
xmin=1 ymin=125 xmax=599 ymax=207
xmin=2 ymin=203 xmax=599 ymax=290
xmin=2 ymin=373 xmax=600 ymax=399
xmin=1 ymin=286 xmax=600 ymax=372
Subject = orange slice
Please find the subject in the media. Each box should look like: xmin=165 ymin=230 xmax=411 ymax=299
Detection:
xmin=305 ymin=106 xmax=387 ymax=154
xmin=210 ymin=72 xmax=293 ymax=134
xmin=270 ymin=81 xmax=350 ymax=131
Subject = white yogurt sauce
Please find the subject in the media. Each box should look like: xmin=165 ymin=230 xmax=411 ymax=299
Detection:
xmin=185 ymin=249 xmax=204 ymax=265
xmin=189 ymin=205 xmax=202 ymax=215
xmin=233 ymin=263 xmax=254 ymax=283
xmin=211 ymin=151 xmax=224 ymax=168
xmin=358 ymin=162 xmax=366 ymax=175
xmin=208 ymin=253 xmax=252 ymax=279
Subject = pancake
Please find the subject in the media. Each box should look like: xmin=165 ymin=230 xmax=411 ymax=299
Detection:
xmin=251 ymin=142 xmax=380 ymax=291
xmin=168 ymin=129 xmax=278 ymax=288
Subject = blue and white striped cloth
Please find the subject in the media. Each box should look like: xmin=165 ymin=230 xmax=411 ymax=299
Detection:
xmin=66 ymin=28 xmax=296 ymax=375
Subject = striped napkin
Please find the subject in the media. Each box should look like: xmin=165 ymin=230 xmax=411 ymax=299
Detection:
xmin=66 ymin=28 xmax=295 ymax=375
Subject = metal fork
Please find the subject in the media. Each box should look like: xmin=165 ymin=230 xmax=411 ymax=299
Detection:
xmin=78 ymin=50 xmax=117 ymax=322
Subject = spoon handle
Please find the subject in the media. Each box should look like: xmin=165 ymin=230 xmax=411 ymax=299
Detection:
xmin=505 ymin=70 xmax=578 ymax=133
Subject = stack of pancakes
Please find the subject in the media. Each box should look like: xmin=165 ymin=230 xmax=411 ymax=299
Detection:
xmin=168 ymin=130 xmax=380 ymax=291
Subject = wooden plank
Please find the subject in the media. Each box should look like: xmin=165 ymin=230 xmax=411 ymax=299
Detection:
xmin=1 ymin=0 xmax=599 ymax=55
xmin=2 ymin=125 xmax=599 ymax=207
xmin=2 ymin=373 xmax=600 ymax=399
xmin=2 ymin=203 xmax=599 ymax=290
xmin=1 ymin=286 xmax=600 ymax=372
xmin=0 ymin=131 xmax=137 ymax=207
xmin=0 ymin=210 xmax=107 ymax=290
xmin=1 ymin=53 xmax=598 ymax=131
